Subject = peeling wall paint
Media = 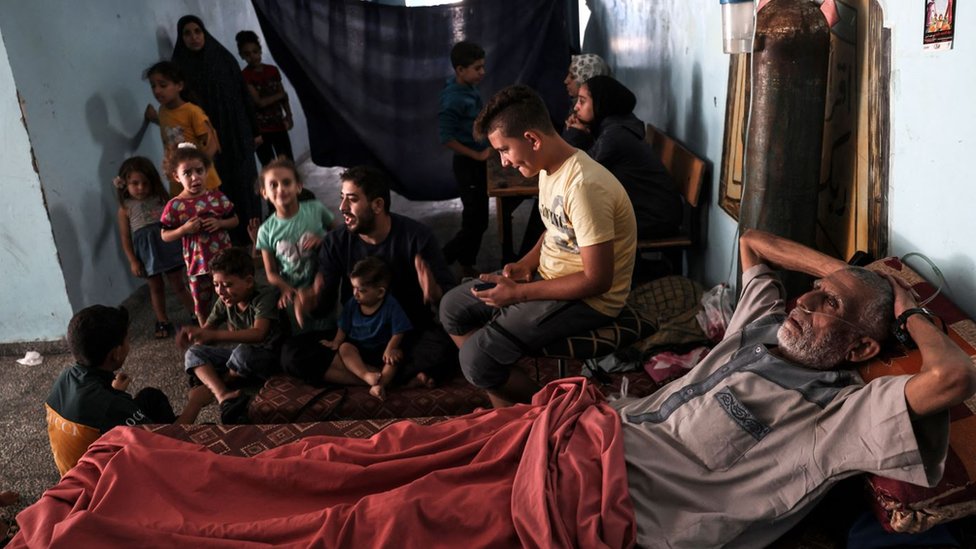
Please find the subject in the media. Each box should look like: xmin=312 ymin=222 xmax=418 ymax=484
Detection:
xmin=0 ymin=0 xmax=309 ymax=319
xmin=0 ymin=26 xmax=73 ymax=343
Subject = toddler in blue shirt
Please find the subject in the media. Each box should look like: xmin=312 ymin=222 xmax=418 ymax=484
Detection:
xmin=321 ymin=256 xmax=412 ymax=399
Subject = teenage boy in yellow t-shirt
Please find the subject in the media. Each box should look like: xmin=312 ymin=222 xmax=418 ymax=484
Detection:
xmin=439 ymin=85 xmax=637 ymax=408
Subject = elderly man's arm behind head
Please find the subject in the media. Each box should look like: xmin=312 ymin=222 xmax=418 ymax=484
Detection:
xmin=739 ymin=229 xmax=848 ymax=276
xmin=885 ymin=275 xmax=976 ymax=416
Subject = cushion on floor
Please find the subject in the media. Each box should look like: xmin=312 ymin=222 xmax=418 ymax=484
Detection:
xmin=247 ymin=358 xmax=660 ymax=423
xmin=248 ymin=377 xmax=347 ymax=423
xmin=860 ymin=257 xmax=976 ymax=533
xmin=540 ymin=302 xmax=654 ymax=359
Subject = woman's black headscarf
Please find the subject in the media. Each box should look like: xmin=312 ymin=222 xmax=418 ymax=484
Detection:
xmin=583 ymin=75 xmax=637 ymax=131
xmin=172 ymin=14 xmax=259 ymax=241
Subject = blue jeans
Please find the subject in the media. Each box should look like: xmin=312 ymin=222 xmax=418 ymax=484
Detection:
xmin=184 ymin=344 xmax=279 ymax=380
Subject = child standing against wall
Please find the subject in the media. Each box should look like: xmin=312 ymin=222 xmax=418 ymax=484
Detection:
xmin=321 ymin=257 xmax=412 ymax=400
xmin=161 ymin=144 xmax=238 ymax=325
xmin=113 ymin=157 xmax=195 ymax=338
xmin=438 ymin=41 xmax=490 ymax=278
xmin=236 ymin=30 xmax=294 ymax=165
xmin=144 ymin=61 xmax=223 ymax=196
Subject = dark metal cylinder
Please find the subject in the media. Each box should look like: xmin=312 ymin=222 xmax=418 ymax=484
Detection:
xmin=738 ymin=0 xmax=830 ymax=255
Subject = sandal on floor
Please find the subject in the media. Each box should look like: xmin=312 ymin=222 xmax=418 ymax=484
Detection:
xmin=154 ymin=321 xmax=174 ymax=339
xmin=219 ymin=395 xmax=251 ymax=425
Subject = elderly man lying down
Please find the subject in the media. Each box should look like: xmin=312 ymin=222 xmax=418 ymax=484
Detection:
xmin=13 ymin=230 xmax=974 ymax=549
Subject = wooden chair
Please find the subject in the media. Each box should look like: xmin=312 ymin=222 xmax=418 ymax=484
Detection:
xmin=638 ymin=124 xmax=707 ymax=274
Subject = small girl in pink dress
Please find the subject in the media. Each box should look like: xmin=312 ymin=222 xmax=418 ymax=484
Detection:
xmin=160 ymin=144 xmax=239 ymax=325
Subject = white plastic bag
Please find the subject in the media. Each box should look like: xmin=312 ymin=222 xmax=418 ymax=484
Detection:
xmin=695 ymin=284 xmax=734 ymax=342
xmin=17 ymin=351 xmax=43 ymax=366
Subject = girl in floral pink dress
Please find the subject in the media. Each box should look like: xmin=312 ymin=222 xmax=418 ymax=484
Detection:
xmin=161 ymin=144 xmax=238 ymax=325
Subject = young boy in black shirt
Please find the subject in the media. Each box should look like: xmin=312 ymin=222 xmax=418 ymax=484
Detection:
xmin=46 ymin=305 xmax=210 ymax=475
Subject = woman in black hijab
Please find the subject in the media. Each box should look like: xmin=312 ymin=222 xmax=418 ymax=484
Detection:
xmin=570 ymin=75 xmax=683 ymax=240
xmin=172 ymin=15 xmax=260 ymax=243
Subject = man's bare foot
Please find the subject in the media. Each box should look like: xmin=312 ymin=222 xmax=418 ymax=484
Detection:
xmin=215 ymin=388 xmax=241 ymax=404
xmin=363 ymin=372 xmax=381 ymax=387
xmin=188 ymin=385 xmax=216 ymax=407
xmin=406 ymin=372 xmax=436 ymax=389
xmin=369 ymin=384 xmax=386 ymax=400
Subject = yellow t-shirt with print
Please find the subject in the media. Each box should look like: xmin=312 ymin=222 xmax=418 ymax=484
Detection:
xmin=158 ymin=102 xmax=222 ymax=196
xmin=537 ymin=150 xmax=637 ymax=317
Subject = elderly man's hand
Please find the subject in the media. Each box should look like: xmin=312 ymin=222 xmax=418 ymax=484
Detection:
xmin=883 ymin=273 xmax=920 ymax=318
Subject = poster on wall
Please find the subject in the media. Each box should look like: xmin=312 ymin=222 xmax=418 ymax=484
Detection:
xmin=924 ymin=0 xmax=956 ymax=50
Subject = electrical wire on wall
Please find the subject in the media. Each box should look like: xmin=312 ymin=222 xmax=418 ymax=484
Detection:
xmin=900 ymin=252 xmax=949 ymax=307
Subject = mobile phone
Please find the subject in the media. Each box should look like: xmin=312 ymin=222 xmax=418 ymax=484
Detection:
xmin=473 ymin=282 xmax=497 ymax=291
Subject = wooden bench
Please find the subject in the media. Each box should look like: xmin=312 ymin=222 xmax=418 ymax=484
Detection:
xmin=638 ymin=124 xmax=707 ymax=274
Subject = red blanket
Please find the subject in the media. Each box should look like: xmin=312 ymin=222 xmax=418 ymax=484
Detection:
xmin=13 ymin=378 xmax=635 ymax=548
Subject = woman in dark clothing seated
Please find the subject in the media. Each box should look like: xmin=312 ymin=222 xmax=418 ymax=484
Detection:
xmin=567 ymin=76 xmax=683 ymax=240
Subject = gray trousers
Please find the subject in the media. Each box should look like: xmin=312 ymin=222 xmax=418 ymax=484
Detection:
xmin=439 ymin=278 xmax=613 ymax=389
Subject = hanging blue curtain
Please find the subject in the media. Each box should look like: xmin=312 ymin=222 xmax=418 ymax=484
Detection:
xmin=252 ymin=0 xmax=572 ymax=200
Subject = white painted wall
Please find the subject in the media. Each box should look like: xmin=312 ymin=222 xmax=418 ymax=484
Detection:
xmin=880 ymin=0 xmax=976 ymax=317
xmin=593 ymin=0 xmax=741 ymax=288
xmin=598 ymin=0 xmax=976 ymax=318
xmin=0 ymin=0 xmax=308 ymax=320
xmin=0 ymin=26 xmax=73 ymax=343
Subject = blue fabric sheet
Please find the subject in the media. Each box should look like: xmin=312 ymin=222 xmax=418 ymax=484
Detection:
xmin=252 ymin=0 xmax=572 ymax=200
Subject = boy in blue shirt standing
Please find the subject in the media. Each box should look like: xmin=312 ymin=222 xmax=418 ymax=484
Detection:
xmin=438 ymin=41 xmax=490 ymax=278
